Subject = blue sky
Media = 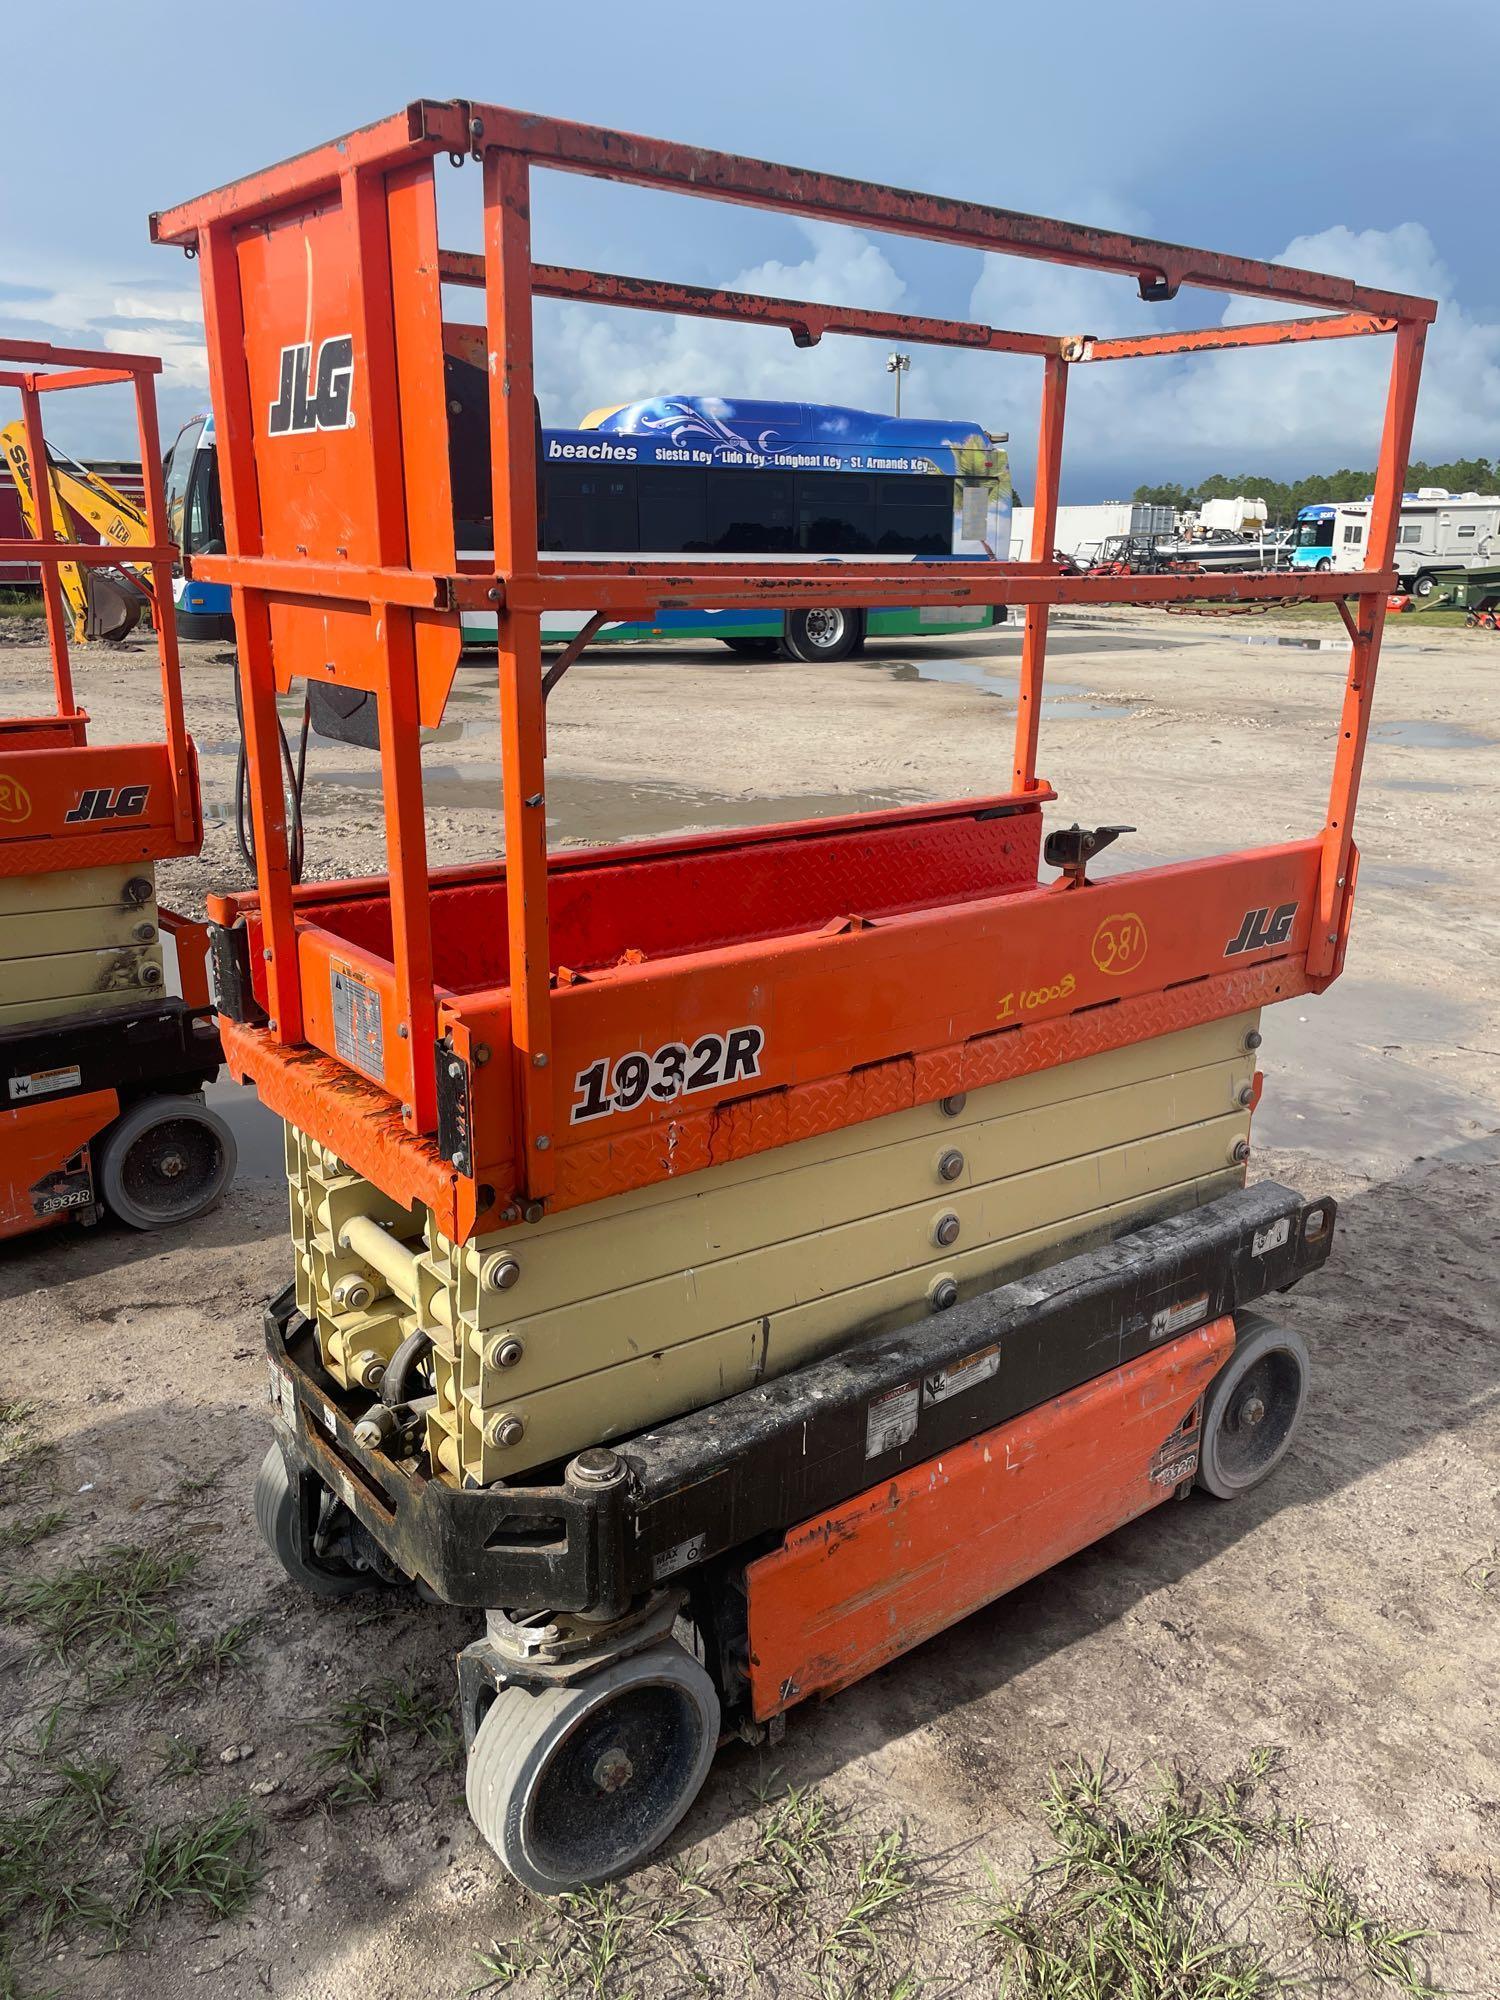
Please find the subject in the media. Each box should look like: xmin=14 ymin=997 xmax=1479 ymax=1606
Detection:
xmin=4 ymin=0 xmax=1496 ymax=498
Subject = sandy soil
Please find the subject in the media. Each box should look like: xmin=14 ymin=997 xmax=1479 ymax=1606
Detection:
xmin=1 ymin=609 xmax=1496 ymax=1997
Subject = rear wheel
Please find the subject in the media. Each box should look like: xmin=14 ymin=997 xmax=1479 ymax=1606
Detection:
xmin=782 ymin=607 xmax=861 ymax=663
xmin=96 ymin=1093 xmax=236 ymax=1229
xmin=1412 ymin=572 xmax=1436 ymax=599
xmin=721 ymin=637 xmax=779 ymax=658
xmin=465 ymin=1639 xmax=720 ymax=1892
xmin=253 ymin=1444 xmax=379 ymax=1599
xmin=1195 ymin=1316 xmax=1309 ymax=1499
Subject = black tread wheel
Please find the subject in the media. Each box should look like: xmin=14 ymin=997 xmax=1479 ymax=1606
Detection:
xmin=253 ymin=1444 xmax=375 ymax=1599
xmin=465 ymin=1639 xmax=720 ymax=1892
xmin=1412 ymin=572 xmax=1436 ymax=598
xmin=1195 ymin=1316 xmax=1310 ymax=1499
xmin=782 ymin=607 xmax=861 ymax=662
xmin=97 ymin=1093 xmax=236 ymax=1230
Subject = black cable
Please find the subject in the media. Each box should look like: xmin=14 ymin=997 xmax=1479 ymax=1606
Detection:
xmin=233 ymin=673 xmax=308 ymax=885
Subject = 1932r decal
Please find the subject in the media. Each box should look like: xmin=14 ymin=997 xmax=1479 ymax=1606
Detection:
xmin=571 ymin=1026 xmax=766 ymax=1122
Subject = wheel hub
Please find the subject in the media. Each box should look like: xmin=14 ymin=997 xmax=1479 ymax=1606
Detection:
xmin=158 ymin=1149 xmax=187 ymax=1179
xmin=592 ymin=1745 xmax=634 ymax=1793
xmin=805 ymin=608 xmax=843 ymax=645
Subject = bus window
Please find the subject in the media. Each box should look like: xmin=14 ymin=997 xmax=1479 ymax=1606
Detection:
xmin=799 ymin=472 xmax=876 ymax=553
xmin=875 ymin=475 xmax=952 ymax=555
xmin=638 ymin=466 xmax=709 ymax=552
xmin=185 ymin=443 xmax=224 ymax=555
xmin=162 ymin=417 xmax=203 ymax=552
xmin=707 ymin=471 xmax=795 ymax=552
xmin=543 ymin=467 xmax=638 ymax=552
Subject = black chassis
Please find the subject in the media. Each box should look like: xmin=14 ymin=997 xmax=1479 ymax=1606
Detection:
xmin=0 ymin=995 xmax=223 ymax=1108
xmin=264 ymin=1177 xmax=1333 ymax=1621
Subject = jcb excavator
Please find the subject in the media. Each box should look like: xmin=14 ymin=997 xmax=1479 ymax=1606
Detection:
xmin=1 ymin=422 xmax=155 ymax=642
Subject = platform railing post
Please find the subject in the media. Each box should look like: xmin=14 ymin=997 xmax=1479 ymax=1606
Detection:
xmin=484 ymin=146 xmax=555 ymax=1200
xmin=1309 ymin=318 xmax=1426 ymax=979
xmin=129 ymin=365 xmax=196 ymax=843
xmin=343 ymin=165 xmax=439 ymax=1130
xmin=18 ymin=379 xmax=76 ymax=718
xmin=1013 ymin=354 xmax=1067 ymax=794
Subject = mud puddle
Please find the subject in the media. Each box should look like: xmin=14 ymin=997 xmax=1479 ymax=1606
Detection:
xmin=310 ymin=763 xmax=921 ymax=842
xmin=862 ymin=656 xmax=1136 ymax=716
xmin=1256 ymin=977 xmax=1498 ymax=1175
xmin=1370 ymin=717 xmax=1496 ymax=750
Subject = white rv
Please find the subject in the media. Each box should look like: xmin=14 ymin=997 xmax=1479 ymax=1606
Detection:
xmin=1329 ymin=489 xmax=1500 ymax=595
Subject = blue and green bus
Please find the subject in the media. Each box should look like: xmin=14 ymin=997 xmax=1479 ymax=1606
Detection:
xmin=164 ymin=394 xmax=1013 ymax=658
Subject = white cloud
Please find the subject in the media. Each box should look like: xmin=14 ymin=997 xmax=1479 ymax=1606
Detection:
xmin=5 ymin=217 xmax=1493 ymax=494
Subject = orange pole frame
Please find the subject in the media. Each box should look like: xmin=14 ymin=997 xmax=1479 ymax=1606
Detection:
xmin=1013 ymin=354 xmax=1068 ymax=795
xmin=147 ymin=102 xmax=1434 ymax=1213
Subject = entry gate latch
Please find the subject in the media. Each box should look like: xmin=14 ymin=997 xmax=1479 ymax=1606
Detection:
xmin=1043 ymin=823 xmax=1135 ymax=889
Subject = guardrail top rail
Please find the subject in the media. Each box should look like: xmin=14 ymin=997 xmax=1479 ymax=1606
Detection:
xmin=0 ymin=338 xmax=198 ymax=873
xmin=151 ymin=101 xmax=1434 ymax=1241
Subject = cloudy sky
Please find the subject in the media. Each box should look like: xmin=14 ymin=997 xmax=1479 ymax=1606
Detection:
xmin=4 ymin=0 xmax=1495 ymax=499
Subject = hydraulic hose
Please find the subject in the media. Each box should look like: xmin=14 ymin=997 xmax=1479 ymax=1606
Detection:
xmin=381 ymin=1328 xmax=436 ymax=1411
xmin=232 ymin=672 xmax=309 ymax=885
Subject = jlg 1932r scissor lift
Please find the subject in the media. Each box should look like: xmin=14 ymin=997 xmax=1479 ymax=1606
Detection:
xmin=0 ymin=341 xmax=235 ymax=1237
xmin=152 ymin=104 xmax=1431 ymax=1891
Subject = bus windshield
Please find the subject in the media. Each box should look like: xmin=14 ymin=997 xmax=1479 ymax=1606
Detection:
xmin=1293 ymin=518 xmax=1334 ymax=550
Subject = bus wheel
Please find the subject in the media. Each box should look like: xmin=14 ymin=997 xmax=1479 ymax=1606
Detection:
xmin=1315 ymin=557 xmax=1333 ymax=572
xmin=1412 ymin=572 xmax=1436 ymax=598
xmin=783 ymin=608 xmax=861 ymax=662
xmin=721 ymin=638 xmax=780 ymax=658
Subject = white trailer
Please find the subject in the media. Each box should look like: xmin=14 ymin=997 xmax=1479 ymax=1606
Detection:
xmin=1009 ymin=500 xmax=1175 ymax=562
xmin=1329 ymin=490 xmax=1500 ymax=595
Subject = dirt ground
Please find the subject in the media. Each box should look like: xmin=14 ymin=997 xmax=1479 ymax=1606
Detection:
xmin=1 ymin=608 xmax=1496 ymax=1998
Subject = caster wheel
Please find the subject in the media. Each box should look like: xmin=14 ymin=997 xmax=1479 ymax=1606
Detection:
xmin=466 ymin=1638 xmax=720 ymax=1892
xmin=253 ymin=1444 xmax=379 ymax=1599
xmin=97 ymin=1093 xmax=237 ymax=1229
xmin=1195 ymin=1314 xmax=1309 ymax=1499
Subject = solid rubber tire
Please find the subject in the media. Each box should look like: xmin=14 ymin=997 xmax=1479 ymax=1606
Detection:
xmin=465 ymin=1638 xmax=720 ymax=1892
xmin=1195 ymin=1318 xmax=1310 ymax=1499
xmin=97 ymin=1092 xmax=237 ymax=1230
xmin=253 ymin=1443 xmax=373 ymax=1599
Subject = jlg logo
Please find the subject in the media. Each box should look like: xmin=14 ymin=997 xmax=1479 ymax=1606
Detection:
xmin=268 ymin=336 xmax=355 ymax=436
xmin=1224 ymin=902 xmax=1297 ymax=957
xmin=64 ymin=784 xmax=150 ymax=824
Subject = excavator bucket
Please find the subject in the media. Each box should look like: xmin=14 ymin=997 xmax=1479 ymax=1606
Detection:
xmin=83 ymin=567 xmax=146 ymax=644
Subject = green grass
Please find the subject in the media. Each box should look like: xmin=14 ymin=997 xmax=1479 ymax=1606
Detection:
xmin=112 ymin=1800 xmax=261 ymax=1937
xmin=0 ymin=1401 xmax=44 ymax=1498
xmin=0 ymin=1511 xmax=67 ymax=1556
xmin=973 ymin=1749 xmax=1441 ymax=2000
xmin=311 ymin=1676 xmax=461 ymax=1807
xmin=1289 ymin=1862 xmax=1440 ymax=1997
xmin=0 ymin=1713 xmax=261 ymax=1979
xmin=0 ymin=596 xmax=43 ymax=622
xmin=1 ymin=1542 xmax=252 ymax=1699
xmin=1242 ymin=600 xmax=1475 ymax=629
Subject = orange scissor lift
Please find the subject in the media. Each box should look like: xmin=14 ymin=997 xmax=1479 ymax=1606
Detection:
xmin=0 ymin=341 xmax=234 ymax=1238
xmin=152 ymin=103 xmax=1431 ymax=1890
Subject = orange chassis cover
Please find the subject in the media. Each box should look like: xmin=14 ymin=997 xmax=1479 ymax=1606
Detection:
xmin=744 ymin=1315 xmax=1235 ymax=1721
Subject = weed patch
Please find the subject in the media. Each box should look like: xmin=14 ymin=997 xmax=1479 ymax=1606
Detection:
xmin=311 ymin=1676 xmax=461 ymax=1808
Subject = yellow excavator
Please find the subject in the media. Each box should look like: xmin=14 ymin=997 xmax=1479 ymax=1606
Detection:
xmin=1 ymin=421 xmax=156 ymax=643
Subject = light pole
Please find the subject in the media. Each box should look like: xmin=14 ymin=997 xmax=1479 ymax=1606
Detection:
xmin=886 ymin=351 xmax=910 ymax=417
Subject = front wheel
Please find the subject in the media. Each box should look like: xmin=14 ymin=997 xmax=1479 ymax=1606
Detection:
xmin=96 ymin=1093 xmax=236 ymax=1229
xmin=465 ymin=1639 xmax=720 ymax=1892
xmin=1315 ymin=557 xmax=1333 ymax=573
xmin=1195 ymin=1315 xmax=1309 ymax=1499
xmin=781 ymin=607 xmax=861 ymax=663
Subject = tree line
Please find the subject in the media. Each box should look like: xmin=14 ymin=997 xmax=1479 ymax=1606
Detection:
xmin=1133 ymin=458 xmax=1497 ymax=523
